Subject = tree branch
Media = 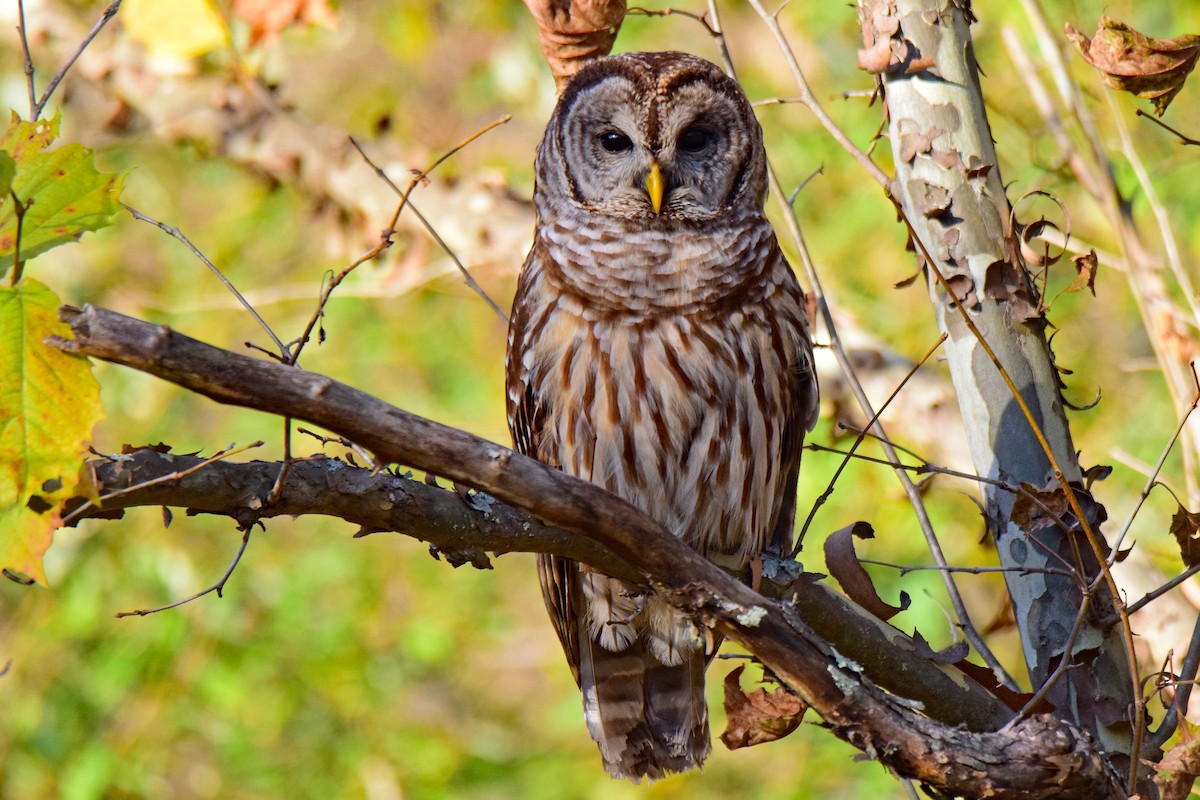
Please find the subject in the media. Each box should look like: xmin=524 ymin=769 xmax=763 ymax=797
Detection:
xmin=52 ymin=303 xmax=1125 ymax=797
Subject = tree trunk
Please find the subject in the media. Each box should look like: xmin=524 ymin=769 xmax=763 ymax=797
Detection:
xmin=867 ymin=1 xmax=1150 ymax=794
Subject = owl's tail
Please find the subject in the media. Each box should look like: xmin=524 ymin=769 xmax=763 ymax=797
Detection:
xmin=578 ymin=635 xmax=711 ymax=782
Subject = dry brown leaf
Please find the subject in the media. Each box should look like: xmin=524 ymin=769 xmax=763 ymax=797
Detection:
xmin=1170 ymin=504 xmax=1200 ymax=567
xmin=1155 ymin=720 xmax=1200 ymax=800
xmin=823 ymin=522 xmax=909 ymax=621
xmin=523 ymin=0 xmax=627 ymax=92
xmin=1068 ymin=250 xmax=1099 ymax=296
xmin=1065 ymin=17 xmax=1200 ymax=116
xmin=719 ymin=665 xmax=807 ymax=750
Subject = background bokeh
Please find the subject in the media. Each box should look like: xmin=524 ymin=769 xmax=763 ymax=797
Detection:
xmin=2 ymin=1 xmax=1200 ymax=797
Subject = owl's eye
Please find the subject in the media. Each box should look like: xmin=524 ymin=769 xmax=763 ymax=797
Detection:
xmin=598 ymin=131 xmax=633 ymax=153
xmin=677 ymin=127 xmax=712 ymax=153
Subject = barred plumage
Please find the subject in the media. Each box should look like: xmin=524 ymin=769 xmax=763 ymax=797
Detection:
xmin=506 ymin=51 xmax=818 ymax=781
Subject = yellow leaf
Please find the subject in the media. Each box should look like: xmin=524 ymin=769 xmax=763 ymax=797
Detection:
xmin=0 ymin=280 xmax=103 ymax=585
xmin=123 ymin=0 xmax=229 ymax=60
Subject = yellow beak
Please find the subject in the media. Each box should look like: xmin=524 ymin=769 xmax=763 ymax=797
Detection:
xmin=644 ymin=161 xmax=664 ymax=215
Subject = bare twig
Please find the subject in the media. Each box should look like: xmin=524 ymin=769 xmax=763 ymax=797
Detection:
xmin=15 ymin=0 xmax=36 ymax=119
xmin=859 ymin=559 xmax=1075 ymax=579
xmin=1005 ymin=592 xmax=1094 ymax=727
xmin=746 ymin=0 xmax=893 ymax=191
xmin=1127 ymin=563 xmax=1200 ymax=617
xmin=1148 ymin=610 xmax=1200 ymax=749
xmin=1136 ymin=109 xmax=1200 ymax=147
xmin=28 ymin=0 xmax=124 ymax=120
xmin=1111 ymin=375 xmax=1200 ymax=559
xmin=797 ymin=333 xmax=947 ymax=546
xmin=290 ymin=115 xmax=510 ymax=363
xmin=348 ymin=137 xmax=508 ymax=323
xmin=122 ymin=204 xmax=289 ymax=358
xmin=115 ymin=526 xmax=254 ymax=618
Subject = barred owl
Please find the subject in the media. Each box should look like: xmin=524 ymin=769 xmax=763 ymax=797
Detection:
xmin=506 ymin=51 xmax=819 ymax=781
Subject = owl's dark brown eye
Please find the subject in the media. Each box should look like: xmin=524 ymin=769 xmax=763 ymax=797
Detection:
xmin=598 ymin=131 xmax=633 ymax=153
xmin=677 ymin=127 xmax=711 ymax=153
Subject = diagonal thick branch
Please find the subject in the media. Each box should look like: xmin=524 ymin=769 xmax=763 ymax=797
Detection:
xmin=53 ymin=303 xmax=1123 ymax=798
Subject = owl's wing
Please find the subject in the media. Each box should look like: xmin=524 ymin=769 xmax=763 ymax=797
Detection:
xmin=506 ymin=251 xmax=583 ymax=687
xmin=769 ymin=282 xmax=822 ymax=556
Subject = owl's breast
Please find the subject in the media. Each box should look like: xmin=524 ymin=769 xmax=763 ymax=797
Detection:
xmin=536 ymin=213 xmax=775 ymax=315
xmin=515 ymin=266 xmax=809 ymax=562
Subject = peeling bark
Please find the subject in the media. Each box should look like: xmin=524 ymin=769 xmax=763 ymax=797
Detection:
xmin=862 ymin=0 xmax=1151 ymax=793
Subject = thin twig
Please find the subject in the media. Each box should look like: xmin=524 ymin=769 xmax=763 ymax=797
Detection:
xmin=1110 ymin=96 xmax=1200 ymax=329
xmin=349 ymin=137 xmax=508 ymax=323
xmin=115 ymin=526 xmax=254 ymax=618
xmin=788 ymin=165 xmax=824 ymax=205
xmin=1111 ymin=373 xmax=1200 ymax=559
xmin=290 ymin=116 xmax=510 ymax=362
xmin=1126 ymin=563 xmax=1200 ymax=616
xmin=859 ymin=558 xmax=1074 ymax=579
xmin=122 ymin=204 xmax=289 ymax=358
xmin=63 ymin=441 xmax=265 ymax=525
xmin=746 ymin=0 xmax=893 ymax=191
xmin=806 ymin=440 xmax=1086 ymax=573
xmin=797 ymin=333 xmax=946 ymax=546
xmin=31 ymin=0 xmax=124 ymax=120
xmin=1147 ymin=610 xmax=1200 ymax=749
xmin=1005 ymin=593 xmax=1094 ymax=726
xmin=16 ymin=0 xmax=36 ymax=119
xmin=1135 ymin=109 xmax=1200 ymax=147
xmin=626 ymin=6 xmax=717 ymax=35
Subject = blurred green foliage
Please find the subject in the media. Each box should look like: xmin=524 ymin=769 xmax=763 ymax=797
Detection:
xmin=2 ymin=1 xmax=1200 ymax=798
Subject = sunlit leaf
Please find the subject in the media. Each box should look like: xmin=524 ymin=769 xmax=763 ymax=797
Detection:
xmin=0 ymin=279 xmax=103 ymax=585
xmin=123 ymin=0 xmax=229 ymax=60
xmin=0 ymin=113 xmax=124 ymax=273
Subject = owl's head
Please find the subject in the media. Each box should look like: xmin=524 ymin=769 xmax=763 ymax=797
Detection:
xmin=536 ymin=51 xmax=768 ymax=223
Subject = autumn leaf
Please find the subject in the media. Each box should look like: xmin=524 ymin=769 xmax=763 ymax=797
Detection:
xmin=231 ymin=0 xmax=339 ymax=47
xmin=1066 ymin=250 xmax=1099 ymax=296
xmin=0 ymin=279 xmax=103 ymax=585
xmin=1170 ymin=504 xmax=1200 ymax=568
xmin=1065 ymin=17 xmax=1200 ymax=116
xmin=0 ymin=113 xmax=124 ymax=275
xmin=123 ymin=0 xmax=228 ymax=60
xmin=720 ymin=665 xmax=807 ymax=750
xmin=824 ymin=521 xmax=910 ymax=621
xmin=1156 ymin=719 xmax=1200 ymax=800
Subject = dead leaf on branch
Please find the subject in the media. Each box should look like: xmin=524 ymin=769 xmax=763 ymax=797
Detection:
xmin=824 ymin=521 xmax=910 ymax=621
xmin=1154 ymin=719 xmax=1200 ymax=800
xmin=1068 ymin=250 xmax=1099 ymax=296
xmin=523 ymin=0 xmax=627 ymax=93
xmin=1066 ymin=17 xmax=1200 ymax=116
xmin=720 ymin=665 xmax=807 ymax=750
xmin=1169 ymin=504 xmax=1200 ymax=567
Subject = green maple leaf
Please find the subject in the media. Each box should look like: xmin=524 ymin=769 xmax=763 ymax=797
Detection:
xmin=0 ymin=112 xmax=124 ymax=275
